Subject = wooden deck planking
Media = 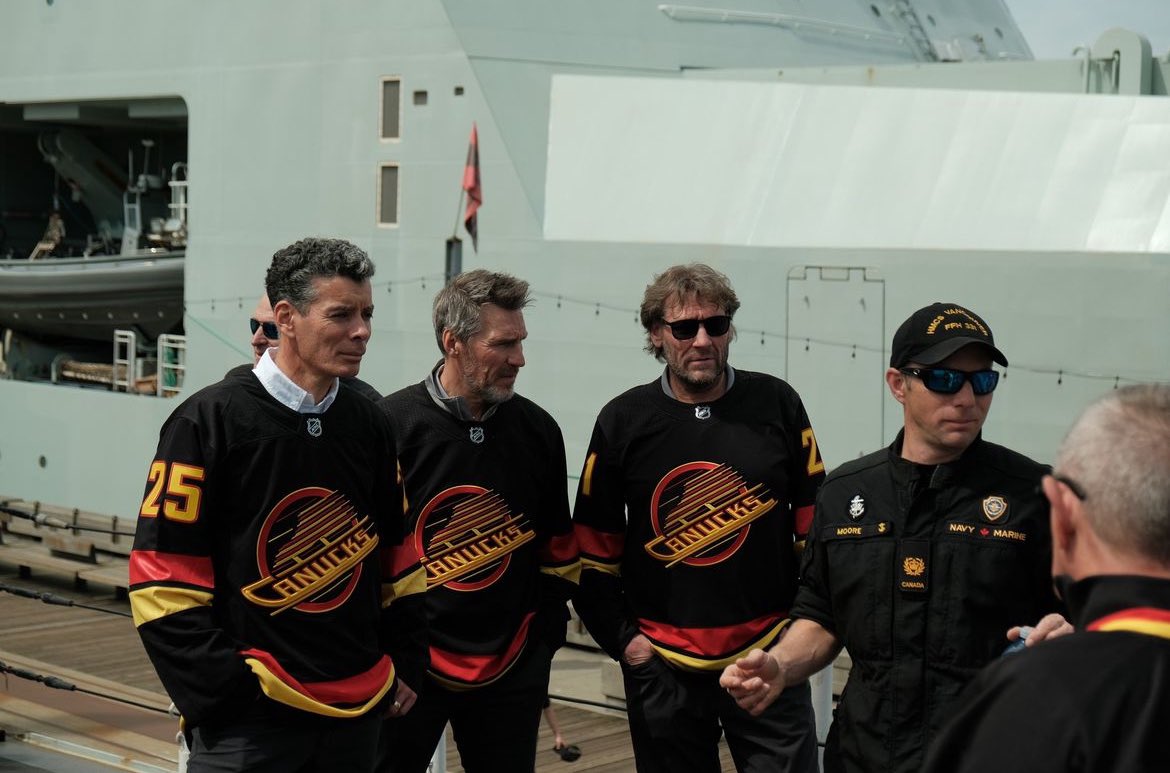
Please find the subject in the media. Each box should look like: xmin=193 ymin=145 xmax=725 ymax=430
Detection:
xmin=2 ymin=563 xmax=741 ymax=772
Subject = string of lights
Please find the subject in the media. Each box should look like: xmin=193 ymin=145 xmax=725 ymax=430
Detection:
xmin=181 ymin=277 xmax=1162 ymax=389
xmin=183 ymin=273 xmax=448 ymax=310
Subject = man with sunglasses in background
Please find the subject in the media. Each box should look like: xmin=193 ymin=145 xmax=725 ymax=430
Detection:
xmin=249 ymin=293 xmax=281 ymax=365
xmin=922 ymin=383 xmax=1170 ymax=772
xmin=240 ymin=290 xmax=381 ymax=400
xmin=722 ymin=302 xmax=1069 ymax=773
xmin=573 ymin=263 xmax=824 ymax=772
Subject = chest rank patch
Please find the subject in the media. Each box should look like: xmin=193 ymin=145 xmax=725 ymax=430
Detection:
xmin=469 ymin=426 xmax=485 ymax=444
xmin=416 ymin=485 xmax=534 ymax=591
xmin=645 ymin=461 xmax=774 ymax=567
xmin=848 ymin=494 xmax=865 ymax=520
xmin=982 ymin=495 xmax=1008 ymax=522
xmin=306 ymin=417 xmax=322 ymax=437
xmin=694 ymin=405 xmax=711 ymax=420
xmin=897 ymin=539 xmax=929 ymax=593
xmin=242 ymin=487 xmax=377 ymax=615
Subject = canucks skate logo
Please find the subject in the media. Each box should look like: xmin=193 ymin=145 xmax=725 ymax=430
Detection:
xmin=644 ymin=462 xmax=775 ymax=567
xmin=416 ymin=485 xmax=535 ymax=590
xmin=306 ymin=417 xmax=322 ymax=437
xmin=469 ymin=426 xmax=484 ymax=444
xmin=242 ymin=487 xmax=377 ymax=615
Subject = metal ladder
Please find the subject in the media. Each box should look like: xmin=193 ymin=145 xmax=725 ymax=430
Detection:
xmin=112 ymin=330 xmax=137 ymax=392
xmin=157 ymin=334 xmax=186 ymax=397
xmin=892 ymin=1 xmax=938 ymax=62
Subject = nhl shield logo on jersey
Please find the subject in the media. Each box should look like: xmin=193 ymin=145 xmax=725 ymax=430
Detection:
xmin=982 ymin=495 xmax=1008 ymax=522
xmin=694 ymin=406 xmax=711 ymax=420
xmin=306 ymin=417 xmax=322 ymax=437
xmin=848 ymin=495 xmax=865 ymax=520
xmin=469 ymin=426 xmax=484 ymax=444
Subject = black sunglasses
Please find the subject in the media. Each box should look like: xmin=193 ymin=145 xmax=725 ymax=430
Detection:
xmin=900 ymin=367 xmax=999 ymax=396
xmin=662 ymin=315 xmax=732 ymax=340
xmin=249 ymin=318 xmax=279 ymax=339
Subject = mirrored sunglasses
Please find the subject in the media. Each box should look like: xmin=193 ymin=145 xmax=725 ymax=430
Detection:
xmin=900 ymin=367 xmax=999 ymax=396
xmin=663 ymin=315 xmax=732 ymax=340
xmin=249 ymin=318 xmax=279 ymax=339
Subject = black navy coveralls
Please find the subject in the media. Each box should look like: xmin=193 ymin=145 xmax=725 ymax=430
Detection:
xmin=791 ymin=432 xmax=1060 ymax=773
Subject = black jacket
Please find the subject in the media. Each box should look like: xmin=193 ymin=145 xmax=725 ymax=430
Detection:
xmin=792 ymin=432 xmax=1059 ymax=773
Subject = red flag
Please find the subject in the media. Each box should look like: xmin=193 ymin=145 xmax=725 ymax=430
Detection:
xmin=462 ymin=123 xmax=481 ymax=252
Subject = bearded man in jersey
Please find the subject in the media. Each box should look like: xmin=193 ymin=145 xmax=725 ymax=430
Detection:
xmin=376 ymin=269 xmax=580 ymax=773
xmin=722 ymin=302 xmax=1070 ymax=773
xmin=573 ymin=263 xmax=824 ymax=773
xmin=130 ymin=237 xmax=426 ymax=772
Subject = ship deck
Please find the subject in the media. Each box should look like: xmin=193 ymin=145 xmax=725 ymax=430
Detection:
xmin=0 ymin=553 xmax=743 ymax=771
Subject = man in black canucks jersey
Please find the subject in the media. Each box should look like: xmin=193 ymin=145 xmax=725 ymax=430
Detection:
xmin=722 ymin=302 xmax=1070 ymax=773
xmin=573 ymin=263 xmax=823 ymax=773
xmin=130 ymin=238 xmax=426 ymax=772
xmin=923 ymin=384 xmax=1170 ymax=773
xmin=376 ymin=269 xmax=580 ymax=773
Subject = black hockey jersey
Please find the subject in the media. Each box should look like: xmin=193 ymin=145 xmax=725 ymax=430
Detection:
xmin=572 ymin=369 xmax=825 ymax=670
xmin=129 ymin=368 xmax=426 ymax=728
xmin=379 ymin=382 xmax=579 ymax=688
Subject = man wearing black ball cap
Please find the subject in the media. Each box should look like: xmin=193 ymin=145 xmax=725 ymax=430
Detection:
xmin=722 ymin=302 xmax=1070 ymax=773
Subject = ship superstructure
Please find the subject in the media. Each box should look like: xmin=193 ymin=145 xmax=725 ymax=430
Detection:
xmin=0 ymin=0 xmax=1165 ymax=527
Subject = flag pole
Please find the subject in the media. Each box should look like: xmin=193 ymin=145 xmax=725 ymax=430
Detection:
xmin=445 ymin=237 xmax=463 ymax=283
xmin=451 ymin=188 xmax=466 ymax=238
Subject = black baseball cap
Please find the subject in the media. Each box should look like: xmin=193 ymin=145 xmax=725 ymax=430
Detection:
xmin=889 ymin=302 xmax=1008 ymax=369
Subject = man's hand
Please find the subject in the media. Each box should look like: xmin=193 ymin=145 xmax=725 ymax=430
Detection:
xmin=385 ymin=680 xmax=417 ymax=718
xmin=719 ymin=648 xmax=784 ymax=716
xmin=1007 ymin=612 xmax=1073 ymax=647
xmin=622 ymin=634 xmax=655 ymax=666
